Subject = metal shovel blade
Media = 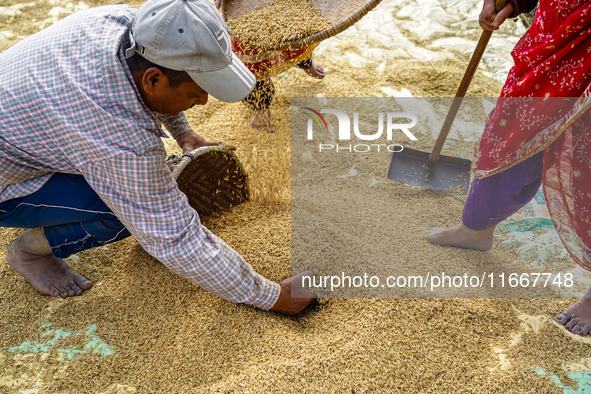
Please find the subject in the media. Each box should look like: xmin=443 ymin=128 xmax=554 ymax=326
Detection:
xmin=387 ymin=148 xmax=472 ymax=195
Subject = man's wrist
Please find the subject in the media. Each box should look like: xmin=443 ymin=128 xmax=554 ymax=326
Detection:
xmin=159 ymin=112 xmax=193 ymax=138
xmin=249 ymin=278 xmax=281 ymax=310
xmin=172 ymin=128 xmax=191 ymax=139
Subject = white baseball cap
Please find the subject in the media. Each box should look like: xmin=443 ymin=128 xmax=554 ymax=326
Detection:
xmin=126 ymin=0 xmax=256 ymax=102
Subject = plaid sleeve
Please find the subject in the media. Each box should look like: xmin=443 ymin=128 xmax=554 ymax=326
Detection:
xmin=160 ymin=113 xmax=192 ymax=137
xmin=81 ymin=150 xmax=280 ymax=309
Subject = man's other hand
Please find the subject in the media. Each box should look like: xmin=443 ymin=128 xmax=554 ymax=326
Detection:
xmin=270 ymin=270 xmax=316 ymax=315
xmin=175 ymin=130 xmax=221 ymax=153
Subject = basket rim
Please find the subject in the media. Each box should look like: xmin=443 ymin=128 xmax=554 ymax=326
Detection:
xmin=170 ymin=145 xmax=237 ymax=180
xmin=220 ymin=0 xmax=383 ymax=51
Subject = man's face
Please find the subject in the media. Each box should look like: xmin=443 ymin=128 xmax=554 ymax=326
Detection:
xmin=140 ymin=68 xmax=209 ymax=116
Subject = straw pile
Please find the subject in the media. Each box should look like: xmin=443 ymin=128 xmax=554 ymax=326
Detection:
xmin=226 ymin=0 xmax=331 ymax=50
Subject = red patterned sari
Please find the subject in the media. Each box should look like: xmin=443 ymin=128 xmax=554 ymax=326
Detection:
xmin=231 ymin=40 xmax=317 ymax=79
xmin=472 ymin=0 xmax=591 ymax=269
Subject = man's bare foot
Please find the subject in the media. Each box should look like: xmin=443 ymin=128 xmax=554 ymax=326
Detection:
xmin=426 ymin=224 xmax=495 ymax=251
xmin=554 ymin=297 xmax=591 ymax=336
xmin=250 ymin=108 xmax=275 ymax=133
xmin=302 ymin=62 xmax=325 ymax=79
xmin=6 ymin=228 xmax=92 ymax=298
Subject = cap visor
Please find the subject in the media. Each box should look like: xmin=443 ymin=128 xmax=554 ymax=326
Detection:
xmin=188 ymin=53 xmax=256 ymax=102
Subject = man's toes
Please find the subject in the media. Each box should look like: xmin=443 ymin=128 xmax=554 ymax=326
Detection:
xmin=68 ymin=279 xmax=85 ymax=295
xmin=66 ymin=281 xmax=82 ymax=296
xmin=56 ymin=285 xmax=69 ymax=298
xmin=74 ymin=275 xmax=93 ymax=290
xmin=554 ymin=311 xmax=573 ymax=325
xmin=580 ymin=325 xmax=591 ymax=336
xmin=48 ymin=285 xmax=60 ymax=297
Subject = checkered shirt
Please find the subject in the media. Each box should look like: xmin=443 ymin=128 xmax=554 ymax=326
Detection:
xmin=0 ymin=5 xmax=280 ymax=309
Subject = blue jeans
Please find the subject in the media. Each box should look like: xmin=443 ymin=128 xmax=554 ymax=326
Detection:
xmin=0 ymin=173 xmax=131 ymax=258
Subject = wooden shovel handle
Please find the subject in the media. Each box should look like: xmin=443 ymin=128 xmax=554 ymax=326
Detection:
xmin=427 ymin=0 xmax=508 ymax=165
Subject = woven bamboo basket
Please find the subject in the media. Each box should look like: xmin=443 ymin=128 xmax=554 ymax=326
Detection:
xmin=168 ymin=146 xmax=249 ymax=217
xmin=220 ymin=0 xmax=383 ymax=51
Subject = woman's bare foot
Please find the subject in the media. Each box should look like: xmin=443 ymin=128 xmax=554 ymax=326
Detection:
xmin=6 ymin=228 xmax=92 ymax=297
xmin=302 ymin=62 xmax=325 ymax=79
xmin=426 ymin=224 xmax=495 ymax=251
xmin=250 ymin=108 xmax=275 ymax=133
xmin=554 ymin=296 xmax=591 ymax=336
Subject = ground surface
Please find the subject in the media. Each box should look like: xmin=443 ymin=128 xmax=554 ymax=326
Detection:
xmin=1 ymin=0 xmax=591 ymax=393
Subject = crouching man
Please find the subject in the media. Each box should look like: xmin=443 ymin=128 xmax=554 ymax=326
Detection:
xmin=0 ymin=0 xmax=313 ymax=315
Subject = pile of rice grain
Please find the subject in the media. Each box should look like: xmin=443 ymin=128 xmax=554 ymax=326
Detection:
xmin=227 ymin=0 xmax=331 ymax=51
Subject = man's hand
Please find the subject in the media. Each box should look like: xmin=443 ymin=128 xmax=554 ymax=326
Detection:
xmin=175 ymin=130 xmax=220 ymax=154
xmin=270 ymin=270 xmax=316 ymax=315
xmin=480 ymin=0 xmax=514 ymax=31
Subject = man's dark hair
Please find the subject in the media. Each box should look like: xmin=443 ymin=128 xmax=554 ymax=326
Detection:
xmin=126 ymin=52 xmax=194 ymax=88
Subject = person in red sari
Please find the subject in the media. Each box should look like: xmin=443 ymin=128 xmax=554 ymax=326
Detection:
xmin=428 ymin=0 xmax=591 ymax=335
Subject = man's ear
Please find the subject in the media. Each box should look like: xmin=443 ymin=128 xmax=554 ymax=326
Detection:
xmin=141 ymin=67 xmax=166 ymax=97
